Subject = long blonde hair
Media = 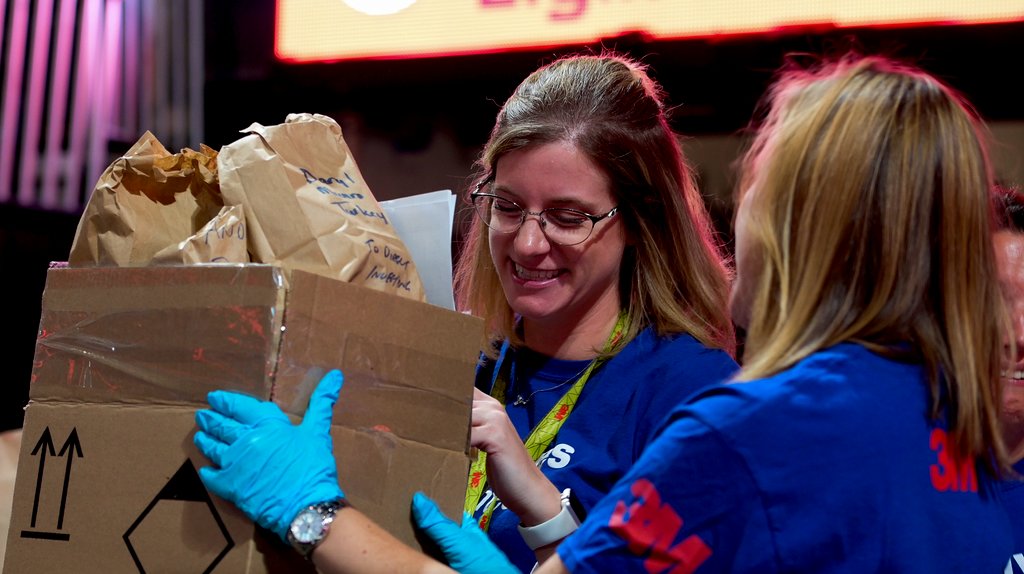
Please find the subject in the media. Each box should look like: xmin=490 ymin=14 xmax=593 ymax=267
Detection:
xmin=454 ymin=53 xmax=735 ymax=357
xmin=735 ymin=55 xmax=1008 ymax=472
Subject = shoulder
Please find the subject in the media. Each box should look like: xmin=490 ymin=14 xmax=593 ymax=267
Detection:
xmin=1003 ymin=460 xmax=1024 ymax=496
xmin=604 ymin=328 xmax=738 ymax=405
xmin=595 ymin=329 xmax=738 ymax=445
xmin=663 ymin=343 xmax=925 ymax=435
xmin=613 ymin=327 xmax=739 ymax=382
xmin=714 ymin=343 xmax=916 ymax=400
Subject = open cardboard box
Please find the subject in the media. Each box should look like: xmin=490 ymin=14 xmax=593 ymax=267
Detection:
xmin=2 ymin=265 xmax=481 ymax=573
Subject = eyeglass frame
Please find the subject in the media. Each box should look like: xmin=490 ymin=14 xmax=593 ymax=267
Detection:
xmin=469 ymin=182 xmax=619 ymax=246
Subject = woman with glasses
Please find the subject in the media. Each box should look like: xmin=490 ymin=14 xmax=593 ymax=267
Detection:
xmin=452 ymin=52 xmax=738 ymax=572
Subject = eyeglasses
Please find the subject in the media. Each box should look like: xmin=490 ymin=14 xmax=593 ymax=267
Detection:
xmin=470 ymin=187 xmax=619 ymax=246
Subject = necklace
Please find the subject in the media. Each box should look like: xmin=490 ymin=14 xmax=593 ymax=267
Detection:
xmin=465 ymin=313 xmax=628 ymax=523
xmin=511 ymin=359 xmax=595 ymax=407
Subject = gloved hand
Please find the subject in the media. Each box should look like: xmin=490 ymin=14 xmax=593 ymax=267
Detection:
xmin=194 ymin=369 xmax=346 ymax=542
xmin=412 ymin=492 xmax=520 ymax=574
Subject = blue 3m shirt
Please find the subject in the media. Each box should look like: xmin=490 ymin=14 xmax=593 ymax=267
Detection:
xmin=559 ymin=343 xmax=1013 ymax=573
xmin=1004 ymin=459 xmax=1024 ymax=572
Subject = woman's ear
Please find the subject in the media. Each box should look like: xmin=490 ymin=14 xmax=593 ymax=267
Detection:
xmin=622 ymin=213 xmax=638 ymax=247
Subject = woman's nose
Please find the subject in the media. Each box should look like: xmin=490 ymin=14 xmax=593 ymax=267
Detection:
xmin=514 ymin=216 xmax=551 ymax=254
xmin=1013 ymin=311 xmax=1024 ymax=364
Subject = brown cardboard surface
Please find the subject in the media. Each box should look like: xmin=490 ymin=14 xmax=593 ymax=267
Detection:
xmin=30 ymin=265 xmax=283 ymax=405
xmin=3 ymin=265 xmax=481 ymax=573
xmin=0 ymin=430 xmax=22 ymax=568
xmin=4 ymin=403 xmax=267 ymax=574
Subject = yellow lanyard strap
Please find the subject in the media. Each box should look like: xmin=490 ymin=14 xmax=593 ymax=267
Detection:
xmin=464 ymin=314 xmax=626 ymax=530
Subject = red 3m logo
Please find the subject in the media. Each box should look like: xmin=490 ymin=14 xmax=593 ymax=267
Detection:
xmin=608 ymin=479 xmax=711 ymax=574
xmin=929 ymin=428 xmax=978 ymax=492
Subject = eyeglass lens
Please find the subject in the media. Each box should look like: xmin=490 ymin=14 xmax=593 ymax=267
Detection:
xmin=473 ymin=195 xmax=595 ymax=246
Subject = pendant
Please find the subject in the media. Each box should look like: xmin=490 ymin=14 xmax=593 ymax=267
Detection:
xmin=513 ymin=395 xmax=528 ymax=406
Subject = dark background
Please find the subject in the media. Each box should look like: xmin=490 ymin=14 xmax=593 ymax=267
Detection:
xmin=4 ymin=2 xmax=1023 ymax=430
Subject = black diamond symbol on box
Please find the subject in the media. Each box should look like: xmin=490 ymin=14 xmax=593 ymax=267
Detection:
xmin=123 ymin=459 xmax=233 ymax=573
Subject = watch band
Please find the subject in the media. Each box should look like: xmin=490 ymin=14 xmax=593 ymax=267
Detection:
xmin=517 ymin=488 xmax=585 ymax=551
xmin=286 ymin=498 xmax=350 ymax=559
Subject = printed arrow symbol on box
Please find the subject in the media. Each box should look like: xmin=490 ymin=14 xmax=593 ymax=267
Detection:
xmin=56 ymin=429 xmax=82 ymax=530
xmin=29 ymin=427 xmax=57 ymax=528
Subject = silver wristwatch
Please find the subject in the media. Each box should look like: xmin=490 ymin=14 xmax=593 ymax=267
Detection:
xmin=286 ymin=498 xmax=350 ymax=559
xmin=517 ymin=488 xmax=586 ymax=550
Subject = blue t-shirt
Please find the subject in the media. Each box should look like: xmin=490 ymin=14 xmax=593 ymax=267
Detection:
xmin=473 ymin=327 xmax=738 ymax=573
xmin=1004 ymin=459 xmax=1024 ymax=572
xmin=559 ymin=343 xmax=1013 ymax=573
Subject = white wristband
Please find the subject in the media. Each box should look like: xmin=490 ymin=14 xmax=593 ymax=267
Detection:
xmin=517 ymin=488 xmax=585 ymax=551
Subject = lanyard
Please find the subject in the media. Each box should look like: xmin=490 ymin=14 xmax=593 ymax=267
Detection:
xmin=464 ymin=314 xmax=627 ymax=530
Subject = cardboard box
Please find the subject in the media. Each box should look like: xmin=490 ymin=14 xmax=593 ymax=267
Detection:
xmin=3 ymin=265 xmax=481 ymax=573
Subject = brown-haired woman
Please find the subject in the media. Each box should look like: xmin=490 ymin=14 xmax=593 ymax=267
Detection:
xmin=455 ymin=52 xmax=737 ymax=571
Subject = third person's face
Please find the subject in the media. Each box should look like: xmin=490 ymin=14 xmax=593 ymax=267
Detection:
xmin=996 ymin=229 xmax=1024 ymax=459
xmin=488 ymin=141 xmax=626 ymax=333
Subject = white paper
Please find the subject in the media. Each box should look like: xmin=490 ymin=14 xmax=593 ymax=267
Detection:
xmin=380 ymin=190 xmax=457 ymax=310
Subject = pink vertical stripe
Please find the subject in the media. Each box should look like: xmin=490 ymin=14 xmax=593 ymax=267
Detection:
xmin=0 ymin=0 xmax=30 ymax=203
xmin=17 ymin=0 xmax=55 ymax=206
xmin=170 ymin=0 xmax=186 ymax=149
xmin=0 ymin=1 xmax=8 ymax=83
xmin=42 ymin=0 xmax=80 ymax=209
xmin=140 ymin=0 xmax=155 ymax=135
xmin=85 ymin=0 xmax=122 ymax=198
xmin=122 ymin=0 xmax=139 ymax=138
xmin=154 ymin=0 xmax=169 ymax=142
xmin=188 ymin=0 xmax=203 ymax=146
xmin=64 ymin=0 xmax=103 ymax=210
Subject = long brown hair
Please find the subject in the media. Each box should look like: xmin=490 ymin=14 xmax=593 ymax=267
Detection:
xmin=735 ymin=55 xmax=1008 ymax=472
xmin=454 ymin=52 xmax=735 ymax=357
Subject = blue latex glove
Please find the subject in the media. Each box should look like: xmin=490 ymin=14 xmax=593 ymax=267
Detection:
xmin=412 ymin=492 xmax=520 ymax=574
xmin=194 ymin=369 xmax=346 ymax=542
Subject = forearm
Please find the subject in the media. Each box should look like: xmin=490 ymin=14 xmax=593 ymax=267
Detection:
xmin=506 ymin=477 xmax=580 ymax=565
xmin=312 ymin=507 xmax=455 ymax=574
xmin=518 ymin=483 xmax=563 ymax=564
xmin=506 ymin=472 xmax=563 ymax=526
xmin=533 ymin=541 xmax=560 ymax=565
xmin=533 ymin=553 xmax=570 ymax=574
xmin=497 ymin=474 xmax=568 ymax=565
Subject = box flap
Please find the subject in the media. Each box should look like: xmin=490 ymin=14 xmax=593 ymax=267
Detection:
xmin=273 ymin=269 xmax=482 ymax=454
xmin=31 ymin=266 xmax=284 ymax=405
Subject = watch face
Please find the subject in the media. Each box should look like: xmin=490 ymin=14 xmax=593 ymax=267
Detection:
xmin=290 ymin=508 xmax=326 ymax=544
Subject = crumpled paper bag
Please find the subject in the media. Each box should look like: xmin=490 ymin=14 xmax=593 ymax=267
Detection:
xmin=68 ymin=131 xmax=248 ymax=266
xmin=151 ymin=204 xmax=247 ymax=264
xmin=217 ymin=113 xmax=426 ymax=302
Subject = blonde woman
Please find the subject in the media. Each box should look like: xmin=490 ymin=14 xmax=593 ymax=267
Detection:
xmin=549 ymin=54 xmax=1014 ymax=572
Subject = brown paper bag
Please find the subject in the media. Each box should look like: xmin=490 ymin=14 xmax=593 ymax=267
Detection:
xmin=217 ymin=113 xmax=426 ymax=302
xmin=68 ymin=131 xmax=248 ymax=266
xmin=151 ymin=204 xmax=248 ymax=264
